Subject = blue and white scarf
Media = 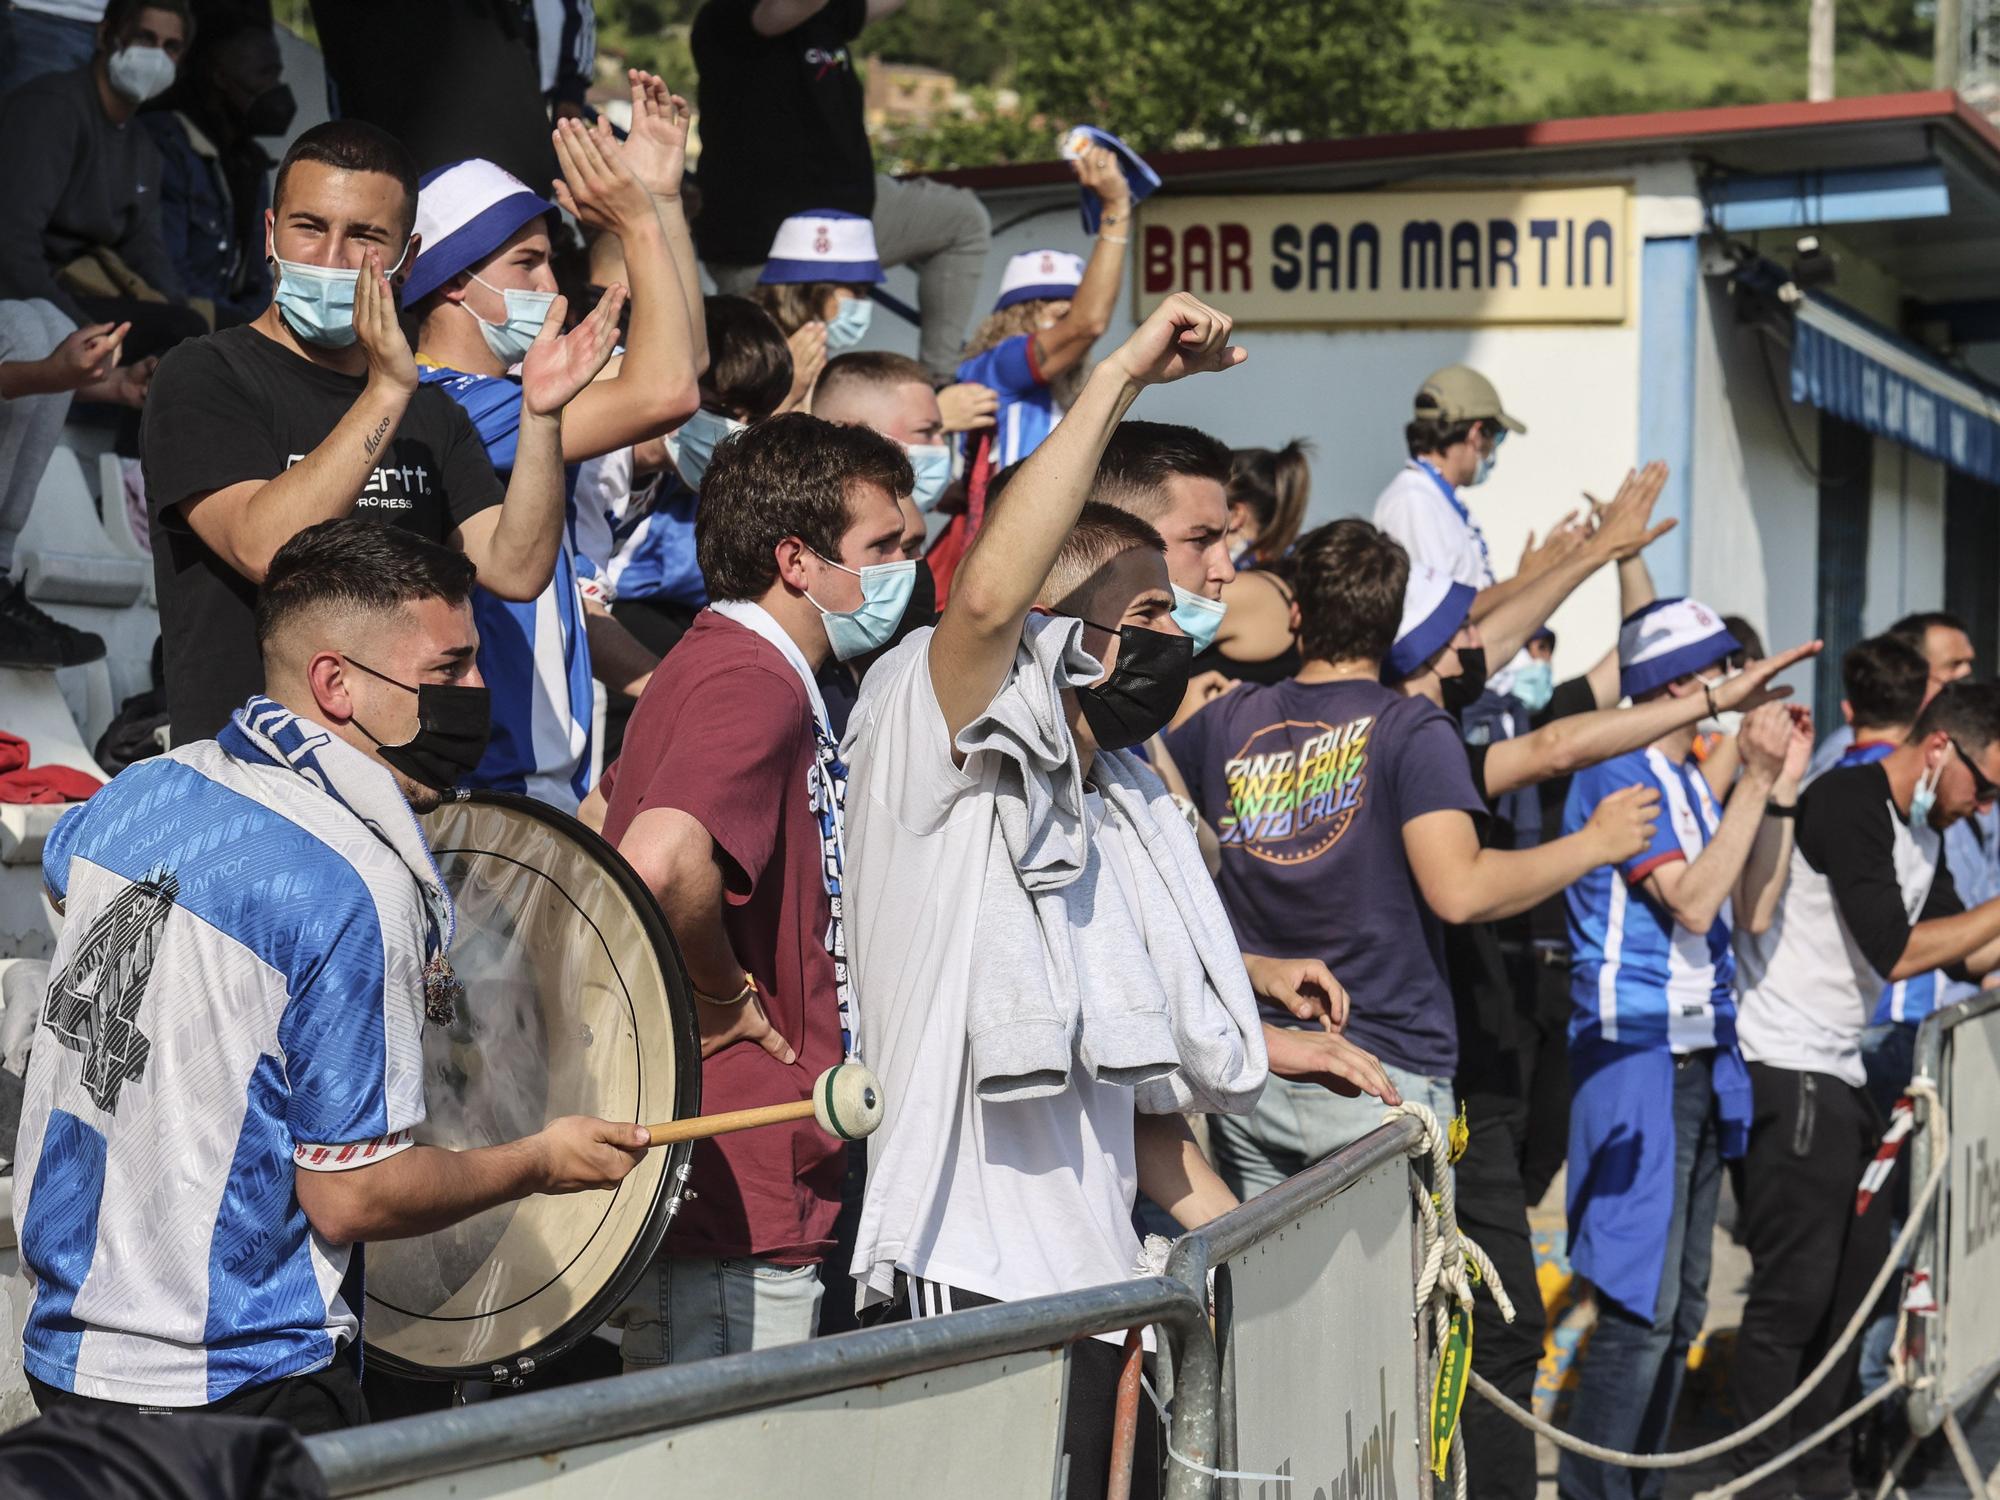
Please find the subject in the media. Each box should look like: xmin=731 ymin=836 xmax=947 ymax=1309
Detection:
xmin=706 ymin=602 xmax=856 ymax=1057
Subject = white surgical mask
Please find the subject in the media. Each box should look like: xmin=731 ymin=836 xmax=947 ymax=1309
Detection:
xmin=463 ymin=270 xmax=557 ymax=366
xmin=825 ymin=296 xmax=873 ymax=352
xmin=670 ymin=409 xmax=744 ymax=491
xmin=108 ymin=43 xmax=177 ymax=104
xmin=1909 ymin=755 xmax=1945 ymax=833
xmin=270 ymin=237 xmax=412 ymax=349
xmin=903 ymin=442 xmax=952 ymax=512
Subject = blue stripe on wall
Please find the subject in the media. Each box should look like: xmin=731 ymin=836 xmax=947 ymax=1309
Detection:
xmin=1639 ymin=237 xmax=1699 ymax=599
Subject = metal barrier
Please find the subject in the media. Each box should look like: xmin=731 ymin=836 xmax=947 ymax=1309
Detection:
xmin=1907 ymin=990 xmax=2000 ymax=1454
xmin=1167 ymin=1116 xmax=1429 ymax=1500
xmin=307 ymin=1274 xmax=1218 ymax=1500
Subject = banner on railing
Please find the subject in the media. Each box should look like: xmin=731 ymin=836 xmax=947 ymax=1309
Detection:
xmin=1939 ymin=999 xmax=2000 ymax=1413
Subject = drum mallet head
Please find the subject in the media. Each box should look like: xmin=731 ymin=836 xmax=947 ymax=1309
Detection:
xmin=814 ymin=1062 xmax=884 ymax=1141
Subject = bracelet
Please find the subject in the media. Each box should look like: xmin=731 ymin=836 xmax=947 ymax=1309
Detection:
xmin=695 ymin=971 xmax=756 ymax=1007
xmin=1703 ymin=682 xmax=1720 ymax=720
xmin=1765 ymin=799 xmax=1798 ymax=819
xmin=1099 ymin=233 xmax=1129 ymax=245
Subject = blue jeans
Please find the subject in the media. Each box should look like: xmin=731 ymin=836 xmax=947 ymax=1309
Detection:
xmin=1208 ymin=1057 xmax=1453 ymax=1199
xmin=0 ymin=7 xmax=98 ymax=97
xmin=609 ymin=1255 xmax=823 ymax=1370
xmin=1558 ymin=1051 xmax=1722 ymax=1500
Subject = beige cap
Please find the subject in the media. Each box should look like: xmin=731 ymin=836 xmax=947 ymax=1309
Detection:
xmin=1413 ymin=365 xmax=1527 ymax=435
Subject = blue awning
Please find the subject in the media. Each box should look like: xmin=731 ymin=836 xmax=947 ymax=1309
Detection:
xmin=1790 ymin=292 xmax=2000 ymax=484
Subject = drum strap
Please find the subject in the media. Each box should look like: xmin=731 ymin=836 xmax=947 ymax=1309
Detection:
xmin=706 ymin=602 xmax=857 ymax=1056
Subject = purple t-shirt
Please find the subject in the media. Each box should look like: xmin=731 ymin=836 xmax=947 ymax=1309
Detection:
xmin=1164 ymin=678 xmax=1484 ymax=1076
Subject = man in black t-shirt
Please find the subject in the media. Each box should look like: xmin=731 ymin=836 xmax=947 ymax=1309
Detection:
xmin=1730 ymin=682 xmax=2000 ymax=1500
xmin=141 ymin=119 xmax=622 ymax=743
xmin=691 ymin=0 xmax=991 ymax=380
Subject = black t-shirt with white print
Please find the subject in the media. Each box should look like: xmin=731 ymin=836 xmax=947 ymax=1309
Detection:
xmin=141 ymin=324 xmax=504 ymax=743
xmin=1737 ymin=760 xmax=1965 ymax=1084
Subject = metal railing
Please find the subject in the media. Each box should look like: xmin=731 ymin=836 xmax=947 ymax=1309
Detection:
xmin=1166 ymin=1116 xmax=1428 ymax=1500
xmin=308 ymin=1273 xmax=1219 ymax=1500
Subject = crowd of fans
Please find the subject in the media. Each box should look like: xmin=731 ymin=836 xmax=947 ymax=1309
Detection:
xmin=3 ymin=7 xmax=1998 ymax=1500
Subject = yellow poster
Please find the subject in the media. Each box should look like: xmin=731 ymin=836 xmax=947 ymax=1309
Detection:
xmin=1135 ymin=186 xmax=1632 ymax=326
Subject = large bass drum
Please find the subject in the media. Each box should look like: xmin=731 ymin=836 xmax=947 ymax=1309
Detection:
xmin=364 ymin=792 xmax=701 ymax=1382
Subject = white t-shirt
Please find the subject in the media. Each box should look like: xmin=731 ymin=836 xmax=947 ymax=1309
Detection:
xmin=841 ymin=633 xmax=1146 ymax=1315
xmin=1371 ymin=461 xmax=1495 ymax=589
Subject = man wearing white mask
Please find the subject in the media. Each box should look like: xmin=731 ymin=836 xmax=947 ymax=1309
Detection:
xmin=0 ymin=0 xmax=208 ymax=359
xmin=810 ymin=350 xmax=953 ymax=540
xmin=407 ymin=72 xmax=704 ymax=811
xmin=141 ymin=119 xmax=625 ymax=743
xmin=603 ymin=412 xmax=920 ymax=1365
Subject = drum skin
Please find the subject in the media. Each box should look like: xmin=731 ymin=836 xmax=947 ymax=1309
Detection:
xmin=364 ymin=793 xmax=701 ymax=1382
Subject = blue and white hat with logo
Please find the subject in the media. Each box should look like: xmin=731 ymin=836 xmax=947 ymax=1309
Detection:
xmin=995 ymin=249 xmax=1086 ymax=311
xmin=1618 ymin=597 xmax=1741 ymax=699
xmin=402 ymin=158 xmax=557 ymax=309
xmin=1385 ymin=561 xmax=1476 ymax=682
xmin=758 ymin=209 xmax=886 ymax=286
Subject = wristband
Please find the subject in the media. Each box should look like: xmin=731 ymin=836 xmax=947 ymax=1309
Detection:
xmin=696 ymin=971 xmax=756 ymax=1007
xmin=1765 ymin=799 xmax=1798 ymax=819
xmin=1703 ymin=682 xmax=1720 ymax=720
xmin=1099 ymin=233 xmax=1130 ymax=245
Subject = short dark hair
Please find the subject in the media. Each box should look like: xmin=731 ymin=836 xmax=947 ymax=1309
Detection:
xmin=701 ymin=295 xmax=793 ymax=422
xmin=1093 ymin=420 xmax=1233 ymax=521
xmin=1841 ymin=635 xmax=1930 ymax=733
xmin=1890 ymin=611 xmax=1972 ymax=654
xmin=102 ymin=0 xmax=193 ymax=43
xmin=256 ymin=519 xmax=477 ymax=655
xmin=1291 ymin=519 xmax=1408 ymax=667
xmin=1039 ymin=503 xmax=1167 ymax=612
xmin=273 ymin=121 xmax=420 ymax=242
xmin=1405 ymin=415 xmax=1484 ymax=459
xmin=696 ymin=412 xmax=912 ymax=601
xmin=815 ymin=350 xmax=932 ymax=411
xmin=1912 ymin=680 xmax=2000 ymax=754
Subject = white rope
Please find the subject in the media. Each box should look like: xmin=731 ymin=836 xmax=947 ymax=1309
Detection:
xmin=1397 ymin=1079 xmax=1946 ymax=1482
xmin=1138 ymin=1372 xmax=1295 ymax=1485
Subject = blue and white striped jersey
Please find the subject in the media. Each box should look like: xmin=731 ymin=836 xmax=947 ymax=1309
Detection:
xmin=14 ymin=720 xmax=431 ymax=1406
xmin=1563 ymin=747 xmax=1737 ymax=1052
xmin=957 ymin=333 xmax=1061 ymax=470
xmin=421 ymin=365 xmax=594 ymax=810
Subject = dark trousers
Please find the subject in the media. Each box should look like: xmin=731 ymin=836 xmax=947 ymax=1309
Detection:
xmin=1455 ymin=1088 xmax=1546 ymax=1500
xmin=29 ymin=1356 xmax=367 ymax=1436
xmin=72 ymin=294 xmax=209 ymax=363
xmin=861 ymin=1274 xmax=1159 ymax=1500
xmin=1729 ymin=1062 xmax=1894 ymax=1500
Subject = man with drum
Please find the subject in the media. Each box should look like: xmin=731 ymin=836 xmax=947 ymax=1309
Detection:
xmin=13 ymin=519 xmax=649 ymax=1432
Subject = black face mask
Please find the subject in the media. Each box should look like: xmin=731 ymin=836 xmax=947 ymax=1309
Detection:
xmin=1075 ymin=623 xmax=1195 ymax=752
xmin=241 ymin=82 xmax=297 ymax=138
xmin=345 ymin=657 xmax=492 ymax=792
xmin=1442 ymin=645 xmax=1487 ymax=714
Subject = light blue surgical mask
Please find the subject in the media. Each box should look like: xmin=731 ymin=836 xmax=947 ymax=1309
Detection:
xmin=1470 ymin=427 xmax=1506 ymax=486
xmin=807 ymin=552 xmax=917 ymax=661
xmin=671 ymin=409 xmax=745 ymax=491
xmin=825 ymin=295 xmax=874 ymax=352
xmin=272 ymin=239 xmax=413 ymax=349
xmin=1170 ymin=584 xmax=1228 ymax=654
xmin=1511 ymin=658 xmax=1555 ymax=714
xmin=1908 ymin=756 xmax=1945 ymax=833
xmin=465 ymin=270 xmax=557 ymax=365
xmin=904 ymin=442 xmax=952 ymax=512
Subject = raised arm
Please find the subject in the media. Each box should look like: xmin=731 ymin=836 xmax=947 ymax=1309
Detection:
xmin=455 ymin=286 xmax=627 ymax=598
xmin=1483 ymin=640 xmax=1820 ymax=797
xmin=182 ymin=252 xmax=417 ymax=581
xmin=1736 ymin=705 xmax=1814 ymax=935
xmin=929 ymin=293 xmax=1244 ymax=741
xmin=1404 ymin=789 xmax=1658 ymax=925
xmin=1638 ymin=707 xmax=1788 ymax=935
xmin=1475 ymin=462 xmax=1674 ymax=665
xmin=550 ymin=102 xmax=700 ymax=461
xmin=1029 ymin=147 xmax=1132 ymax=381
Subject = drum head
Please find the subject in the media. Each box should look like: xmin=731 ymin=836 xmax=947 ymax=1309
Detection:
xmin=364 ymin=792 xmax=700 ymax=1382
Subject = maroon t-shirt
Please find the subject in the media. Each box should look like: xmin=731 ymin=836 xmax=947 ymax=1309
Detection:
xmin=603 ymin=611 xmax=845 ymax=1264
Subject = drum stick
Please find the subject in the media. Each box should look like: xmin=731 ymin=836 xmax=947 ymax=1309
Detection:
xmin=644 ymin=1098 xmax=816 ymax=1144
xmin=645 ymin=1062 xmax=884 ymax=1146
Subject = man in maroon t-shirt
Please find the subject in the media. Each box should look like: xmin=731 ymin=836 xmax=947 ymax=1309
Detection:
xmin=602 ymin=412 xmax=914 ymax=1365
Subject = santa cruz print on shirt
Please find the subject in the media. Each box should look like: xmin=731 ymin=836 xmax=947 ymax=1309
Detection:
xmin=1220 ymin=715 xmax=1374 ymax=864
